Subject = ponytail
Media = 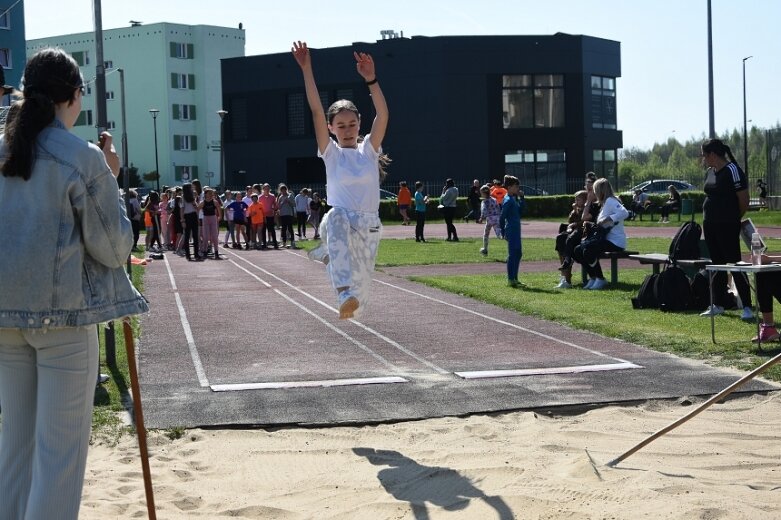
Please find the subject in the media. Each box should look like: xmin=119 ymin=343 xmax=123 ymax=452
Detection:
xmin=1 ymin=48 xmax=82 ymax=181
xmin=2 ymin=93 xmax=56 ymax=180
xmin=702 ymin=138 xmax=738 ymax=164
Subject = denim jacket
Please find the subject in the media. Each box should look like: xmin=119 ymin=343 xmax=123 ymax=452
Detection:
xmin=0 ymin=119 xmax=148 ymax=329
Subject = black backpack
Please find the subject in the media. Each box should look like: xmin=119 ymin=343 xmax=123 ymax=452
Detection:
xmin=632 ymin=273 xmax=659 ymax=309
xmin=668 ymin=221 xmax=702 ymax=261
xmin=655 ymin=265 xmax=691 ymax=312
xmin=689 ymin=271 xmax=710 ymax=311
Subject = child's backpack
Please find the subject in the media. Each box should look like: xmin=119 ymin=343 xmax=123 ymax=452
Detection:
xmin=631 ymin=273 xmax=659 ymax=309
xmin=668 ymin=221 xmax=702 ymax=261
xmin=655 ymin=264 xmax=691 ymax=312
xmin=689 ymin=270 xmax=710 ymax=311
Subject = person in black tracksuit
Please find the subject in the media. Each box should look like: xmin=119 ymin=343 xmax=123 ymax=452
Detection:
xmin=700 ymin=138 xmax=753 ymax=319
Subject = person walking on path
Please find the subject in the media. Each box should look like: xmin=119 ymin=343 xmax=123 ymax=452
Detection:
xmin=464 ymin=178 xmax=481 ymax=223
xmin=499 ymin=175 xmax=525 ymax=287
xmin=293 ymin=40 xmax=389 ymax=319
xmin=0 ymin=48 xmax=148 ymax=520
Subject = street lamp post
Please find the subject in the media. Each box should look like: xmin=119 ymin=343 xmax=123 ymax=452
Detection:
xmin=217 ymin=109 xmax=228 ymax=189
xmin=149 ymin=108 xmax=160 ymax=192
xmin=742 ymin=56 xmax=752 ymax=177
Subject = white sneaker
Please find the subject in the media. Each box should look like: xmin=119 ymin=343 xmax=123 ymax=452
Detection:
xmin=555 ymin=278 xmax=572 ymax=289
xmin=479 ymin=248 xmax=488 ymax=256
xmin=307 ymin=243 xmax=329 ymax=265
xmin=589 ymin=278 xmax=608 ymax=290
xmin=583 ymin=278 xmax=595 ymax=289
xmin=700 ymin=304 xmax=725 ymax=317
xmin=741 ymin=306 xmax=755 ymax=321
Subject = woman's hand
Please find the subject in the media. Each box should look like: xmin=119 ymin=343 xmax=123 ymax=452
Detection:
xmin=354 ymin=52 xmax=376 ymax=82
xmin=292 ymin=41 xmax=311 ymax=71
xmin=99 ymin=131 xmax=120 ymax=177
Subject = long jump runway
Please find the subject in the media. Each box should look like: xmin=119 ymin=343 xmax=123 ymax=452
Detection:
xmin=137 ymin=247 xmax=777 ymax=428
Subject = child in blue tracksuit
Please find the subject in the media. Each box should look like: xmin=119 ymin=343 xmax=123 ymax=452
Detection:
xmin=499 ymin=175 xmax=524 ymax=287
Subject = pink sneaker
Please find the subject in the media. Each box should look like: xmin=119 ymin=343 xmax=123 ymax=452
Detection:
xmin=752 ymin=324 xmax=780 ymax=343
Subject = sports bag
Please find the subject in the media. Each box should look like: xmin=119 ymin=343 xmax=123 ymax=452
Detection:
xmin=631 ymin=273 xmax=659 ymax=309
xmin=689 ymin=270 xmax=710 ymax=311
xmin=668 ymin=221 xmax=702 ymax=261
xmin=655 ymin=264 xmax=691 ymax=312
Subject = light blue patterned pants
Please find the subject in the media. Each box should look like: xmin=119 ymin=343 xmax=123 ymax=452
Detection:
xmin=320 ymin=207 xmax=382 ymax=316
xmin=0 ymin=326 xmax=98 ymax=520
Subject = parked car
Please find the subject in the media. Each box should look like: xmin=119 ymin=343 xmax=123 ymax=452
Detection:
xmin=379 ymin=188 xmax=398 ymax=200
xmin=519 ymin=185 xmax=548 ymax=196
xmin=624 ymin=180 xmax=695 ymax=195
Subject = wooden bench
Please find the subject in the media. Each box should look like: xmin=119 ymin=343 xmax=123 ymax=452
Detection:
xmin=628 ymin=253 xmax=711 ymax=274
xmin=581 ymin=250 xmax=639 ymax=285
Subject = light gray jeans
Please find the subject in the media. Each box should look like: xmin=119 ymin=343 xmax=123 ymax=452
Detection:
xmin=0 ymin=326 xmax=98 ymax=520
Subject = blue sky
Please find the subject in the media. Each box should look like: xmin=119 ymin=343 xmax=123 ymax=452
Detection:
xmin=21 ymin=0 xmax=781 ymax=150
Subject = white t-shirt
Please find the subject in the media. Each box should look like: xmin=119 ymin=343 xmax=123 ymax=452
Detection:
xmin=319 ymin=136 xmax=380 ymax=213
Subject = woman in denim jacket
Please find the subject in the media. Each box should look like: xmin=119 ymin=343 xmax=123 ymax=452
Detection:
xmin=0 ymin=49 xmax=148 ymax=519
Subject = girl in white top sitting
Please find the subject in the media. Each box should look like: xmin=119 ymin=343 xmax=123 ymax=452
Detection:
xmin=292 ymin=40 xmax=389 ymax=319
xmin=573 ymin=178 xmax=629 ymax=290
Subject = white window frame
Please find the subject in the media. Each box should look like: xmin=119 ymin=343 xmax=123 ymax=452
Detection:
xmin=174 ymin=43 xmax=189 ymax=59
xmin=180 ymin=135 xmax=192 ymax=151
xmin=181 ymin=104 xmax=192 ymax=120
xmin=107 ymin=121 xmax=116 ymax=130
xmin=176 ymin=73 xmax=189 ymax=89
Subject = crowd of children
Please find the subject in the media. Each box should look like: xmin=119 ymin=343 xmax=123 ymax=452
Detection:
xmin=132 ymin=183 xmax=327 ymax=259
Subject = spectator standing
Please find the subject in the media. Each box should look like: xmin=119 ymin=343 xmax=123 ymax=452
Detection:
xmin=397 ymin=181 xmax=412 ymax=225
xmin=259 ymin=183 xmax=279 ymax=249
xmin=499 ymin=175 xmax=525 ymax=287
xmin=464 ymin=179 xmax=481 ymax=222
xmin=277 ymin=184 xmax=298 ymax=248
xmin=413 ymin=181 xmax=428 ymax=242
xmin=478 ymin=184 xmax=502 ymax=256
xmin=309 ymin=191 xmax=324 ymax=239
xmin=699 ymin=139 xmax=753 ymax=320
xmin=440 ymin=178 xmax=459 ymax=241
xmin=0 ymin=48 xmax=148 ymax=519
xmin=295 ymin=188 xmax=311 ymax=239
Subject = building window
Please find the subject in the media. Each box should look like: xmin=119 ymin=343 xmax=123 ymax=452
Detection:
xmin=504 ymin=149 xmax=567 ymax=194
xmin=107 ymin=121 xmax=116 ymax=130
xmin=593 ymin=149 xmax=617 ymax=179
xmin=105 ymin=91 xmax=115 ymax=100
xmin=318 ymin=90 xmax=330 ymax=112
xmin=72 ymin=50 xmax=90 ymax=66
xmin=0 ymin=48 xmax=11 ymax=69
xmin=174 ymin=135 xmax=197 ymax=151
xmin=335 ymin=88 xmax=354 ymax=101
xmin=75 ymin=110 xmax=93 ymax=127
xmin=0 ymin=10 xmax=10 ymax=29
xmin=170 ymin=42 xmax=194 ymax=59
xmin=171 ymin=73 xmax=195 ymax=90
xmin=104 ymin=60 xmax=114 ymax=70
xmin=85 ymin=84 xmax=92 ymax=96
xmin=175 ymin=165 xmax=198 ymax=181
xmin=502 ymin=74 xmax=565 ymax=129
xmin=287 ymin=93 xmax=305 ymax=136
xmin=173 ymin=104 xmax=196 ymax=120
xmin=591 ymin=76 xmax=616 ymax=129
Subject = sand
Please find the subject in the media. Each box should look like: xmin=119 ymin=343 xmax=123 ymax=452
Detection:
xmin=80 ymin=392 xmax=781 ymax=519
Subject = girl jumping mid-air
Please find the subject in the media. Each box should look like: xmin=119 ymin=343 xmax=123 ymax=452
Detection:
xmin=292 ymin=40 xmax=389 ymax=319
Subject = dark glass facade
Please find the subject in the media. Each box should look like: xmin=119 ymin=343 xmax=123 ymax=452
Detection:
xmin=221 ymin=34 xmax=622 ymax=194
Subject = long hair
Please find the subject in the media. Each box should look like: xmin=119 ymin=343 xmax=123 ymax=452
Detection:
xmin=182 ymin=182 xmax=195 ymax=204
xmin=327 ymin=99 xmax=391 ymax=182
xmin=2 ymin=48 xmax=82 ymax=180
xmin=702 ymin=138 xmax=738 ymax=164
xmin=593 ymin=178 xmax=616 ymax=204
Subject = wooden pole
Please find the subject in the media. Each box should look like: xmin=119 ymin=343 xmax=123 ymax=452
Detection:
xmin=607 ymin=350 xmax=781 ymax=467
xmin=122 ymin=318 xmax=157 ymax=519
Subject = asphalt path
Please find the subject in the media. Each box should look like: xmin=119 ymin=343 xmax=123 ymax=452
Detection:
xmin=137 ymin=242 xmax=778 ymax=429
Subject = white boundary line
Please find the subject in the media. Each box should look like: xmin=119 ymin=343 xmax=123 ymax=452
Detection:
xmin=227 ymin=251 xmax=449 ymax=374
xmin=163 ymin=254 xmax=210 ymax=388
xmin=374 ymin=278 xmax=640 ymax=367
xmin=455 ymin=362 xmax=642 ymax=380
xmin=211 ymin=376 xmax=407 ymax=392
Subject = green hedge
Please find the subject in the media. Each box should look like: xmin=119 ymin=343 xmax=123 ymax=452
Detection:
xmin=378 ymin=191 xmax=707 ymax=221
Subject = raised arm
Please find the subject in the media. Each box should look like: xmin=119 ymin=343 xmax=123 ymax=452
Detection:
xmin=292 ymin=41 xmax=330 ymax=154
xmin=354 ymin=51 xmax=388 ymax=152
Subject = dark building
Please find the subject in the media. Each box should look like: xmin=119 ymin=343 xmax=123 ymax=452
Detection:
xmin=221 ymin=33 xmax=621 ymax=194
